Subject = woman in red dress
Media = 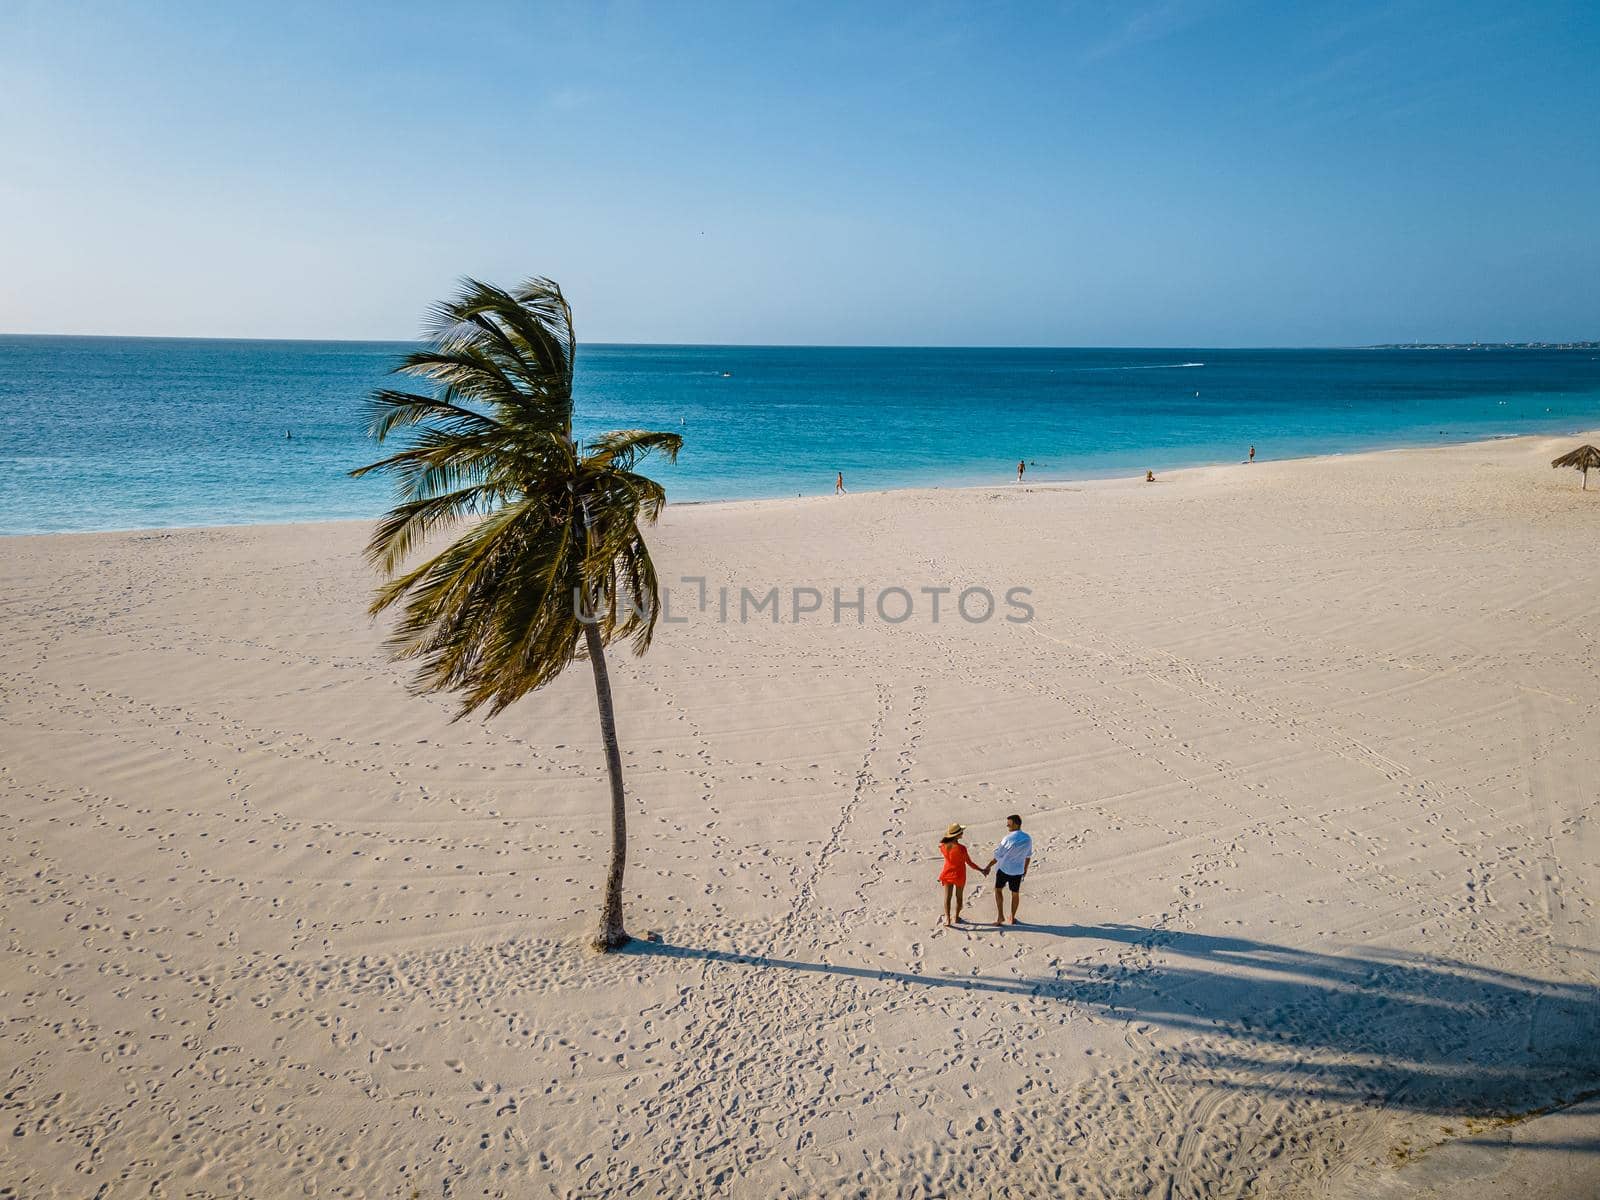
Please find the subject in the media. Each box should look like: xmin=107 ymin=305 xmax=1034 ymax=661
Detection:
xmin=938 ymin=823 xmax=988 ymax=926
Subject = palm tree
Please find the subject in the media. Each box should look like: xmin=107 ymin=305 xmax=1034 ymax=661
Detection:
xmin=353 ymin=276 xmax=682 ymax=951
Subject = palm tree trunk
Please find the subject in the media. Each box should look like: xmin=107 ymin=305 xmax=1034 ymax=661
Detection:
xmin=584 ymin=619 xmax=630 ymax=951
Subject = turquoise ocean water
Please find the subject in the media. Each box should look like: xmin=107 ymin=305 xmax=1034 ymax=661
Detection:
xmin=2 ymin=336 xmax=1598 ymax=535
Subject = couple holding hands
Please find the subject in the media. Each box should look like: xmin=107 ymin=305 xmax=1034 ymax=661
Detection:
xmin=937 ymin=814 xmax=1033 ymax=927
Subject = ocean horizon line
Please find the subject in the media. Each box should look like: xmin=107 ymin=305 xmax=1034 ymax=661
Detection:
xmin=6 ymin=331 xmax=1590 ymax=352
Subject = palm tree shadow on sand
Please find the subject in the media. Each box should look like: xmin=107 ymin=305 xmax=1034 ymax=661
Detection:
xmin=626 ymin=923 xmax=1600 ymax=1124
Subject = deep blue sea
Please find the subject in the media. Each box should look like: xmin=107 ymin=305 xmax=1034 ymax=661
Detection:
xmin=2 ymin=336 xmax=1599 ymax=535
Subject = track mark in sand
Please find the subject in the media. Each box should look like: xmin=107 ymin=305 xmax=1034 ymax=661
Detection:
xmin=786 ymin=681 xmax=891 ymax=932
xmin=838 ymin=682 xmax=927 ymax=935
xmin=1135 ymin=638 xmax=1413 ymax=781
xmin=596 ymin=684 xmax=946 ymax=1196
xmin=1513 ymin=688 xmax=1600 ymax=1061
xmin=1519 ymin=691 xmax=1567 ymax=942
xmin=1164 ymin=1068 xmax=1237 ymax=1200
xmin=1023 ymin=622 xmax=1413 ymax=781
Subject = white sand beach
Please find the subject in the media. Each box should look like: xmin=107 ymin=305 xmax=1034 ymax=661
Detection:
xmin=2 ymin=431 xmax=1598 ymax=1198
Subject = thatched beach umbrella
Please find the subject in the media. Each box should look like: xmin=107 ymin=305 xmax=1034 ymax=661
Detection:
xmin=1551 ymin=444 xmax=1600 ymax=489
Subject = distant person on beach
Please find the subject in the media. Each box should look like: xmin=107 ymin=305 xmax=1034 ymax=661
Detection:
xmin=937 ymin=823 xmax=987 ymax=926
xmin=835 ymin=471 xmax=846 ymax=494
xmin=1248 ymin=445 xmax=1255 ymax=463
xmin=985 ymin=815 xmax=1033 ymax=925
xmin=1017 ymin=459 xmax=1026 ymax=483
xmin=1145 ymin=469 xmax=1155 ymax=482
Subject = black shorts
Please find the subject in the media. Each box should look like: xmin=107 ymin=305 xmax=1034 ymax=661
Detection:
xmin=994 ymin=869 xmax=1024 ymax=892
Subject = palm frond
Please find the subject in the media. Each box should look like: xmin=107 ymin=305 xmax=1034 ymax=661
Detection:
xmin=362 ymin=387 xmax=504 ymax=443
xmin=584 ymin=429 xmax=684 ymax=472
xmin=352 ymin=426 xmax=500 ymax=497
xmin=424 ymin=277 xmax=575 ymax=413
xmin=362 ymin=482 xmax=508 ymax=575
xmin=393 ymin=348 xmax=526 ymax=404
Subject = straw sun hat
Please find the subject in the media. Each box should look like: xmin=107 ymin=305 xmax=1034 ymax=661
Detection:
xmin=945 ymin=823 xmax=965 ymax=838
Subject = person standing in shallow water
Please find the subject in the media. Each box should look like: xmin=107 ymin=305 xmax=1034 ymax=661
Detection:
xmin=985 ymin=814 xmax=1033 ymax=925
xmin=835 ymin=471 xmax=846 ymax=494
xmin=1248 ymin=445 xmax=1256 ymax=463
xmin=1017 ymin=459 xmax=1026 ymax=483
xmin=937 ymin=823 xmax=986 ymax=926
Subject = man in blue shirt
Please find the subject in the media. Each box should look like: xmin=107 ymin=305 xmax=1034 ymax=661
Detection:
xmin=986 ymin=814 xmax=1033 ymax=925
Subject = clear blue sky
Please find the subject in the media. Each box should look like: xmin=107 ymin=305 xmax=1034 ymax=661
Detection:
xmin=2 ymin=1 xmax=1596 ymax=345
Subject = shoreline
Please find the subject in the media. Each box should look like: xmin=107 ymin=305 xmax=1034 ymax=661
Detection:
xmin=6 ymin=424 xmax=1598 ymax=541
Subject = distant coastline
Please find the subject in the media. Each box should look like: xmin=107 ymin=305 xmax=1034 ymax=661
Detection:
xmin=1367 ymin=341 xmax=1600 ymax=350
